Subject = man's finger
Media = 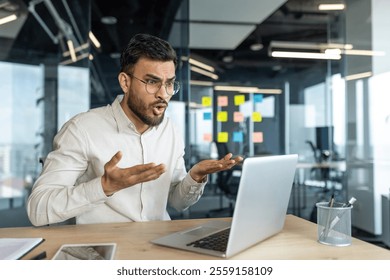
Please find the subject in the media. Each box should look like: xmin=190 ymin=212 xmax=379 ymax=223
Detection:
xmin=129 ymin=164 xmax=166 ymax=183
xmin=130 ymin=162 xmax=161 ymax=173
xmin=105 ymin=151 xmax=122 ymax=169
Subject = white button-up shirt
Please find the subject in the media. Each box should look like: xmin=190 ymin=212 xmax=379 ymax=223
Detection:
xmin=27 ymin=95 xmax=206 ymax=226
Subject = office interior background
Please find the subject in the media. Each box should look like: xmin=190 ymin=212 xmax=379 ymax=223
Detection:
xmin=1 ymin=0 xmax=389 ymax=248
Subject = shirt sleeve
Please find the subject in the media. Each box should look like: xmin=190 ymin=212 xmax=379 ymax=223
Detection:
xmin=27 ymin=118 xmax=108 ymax=226
xmin=167 ymin=155 xmax=207 ymax=212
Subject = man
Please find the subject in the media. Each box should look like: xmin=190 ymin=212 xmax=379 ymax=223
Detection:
xmin=27 ymin=33 xmax=242 ymax=226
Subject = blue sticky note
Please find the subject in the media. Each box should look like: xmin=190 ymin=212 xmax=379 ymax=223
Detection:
xmin=254 ymin=94 xmax=263 ymax=103
xmin=233 ymin=132 xmax=244 ymax=142
xmin=203 ymin=112 xmax=212 ymax=120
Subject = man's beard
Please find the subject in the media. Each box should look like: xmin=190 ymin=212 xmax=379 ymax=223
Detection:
xmin=126 ymin=94 xmax=167 ymax=127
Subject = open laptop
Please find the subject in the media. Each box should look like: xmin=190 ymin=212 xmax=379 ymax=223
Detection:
xmin=151 ymin=154 xmax=298 ymax=258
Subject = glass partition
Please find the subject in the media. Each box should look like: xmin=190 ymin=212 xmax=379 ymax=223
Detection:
xmin=0 ymin=0 xmax=90 ymax=226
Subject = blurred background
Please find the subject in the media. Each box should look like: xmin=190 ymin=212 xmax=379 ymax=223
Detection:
xmin=0 ymin=0 xmax=389 ymax=248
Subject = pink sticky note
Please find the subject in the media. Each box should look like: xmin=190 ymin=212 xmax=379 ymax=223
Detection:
xmin=218 ymin=96 xmax=228 ymax=107
xmin=253 ymin=132 xmax=264 ymax=143
xmin=233 ymin=112 xmax=244 ymax=122
xmin=203 ymin=133 xmax=212 ymax=142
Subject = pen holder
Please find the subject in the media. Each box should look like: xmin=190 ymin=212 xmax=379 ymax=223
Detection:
xmin=316 ymin=202 xmax=352 ymax=246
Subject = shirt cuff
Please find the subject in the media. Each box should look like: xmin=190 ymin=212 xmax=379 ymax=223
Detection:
xmin=184 ymin=173 xmax=207 ymax=195
xmin=82 ymin=177 xmax=109 ymax=203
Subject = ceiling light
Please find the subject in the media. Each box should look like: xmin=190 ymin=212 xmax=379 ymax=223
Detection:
xmin=61 ymin=52 xmax=90 ymax=65
xmin=345 ymin=71 xmax=372 ymax=81
xmin=101 ymin=16 xmax=117 ymax=25
xmin=190 ymin=80 xmax=214 ymax=86
xmin=343 ymin=49 xmax=386 ymax=56
xmin=271 ymin=51 xmax=341 ymax=60
xmin=190 ymin=66 xmax=219 ymax=80
xmin=250 ymin=42 xmax=263 ymax=51
xmin=222 ymin=55 xmax=233 ymax=63
xmin=214 ymin=85 xmax=282 ymax=94
xmin=318 ymin=4 xmax=345 ymax=11
xmin=62 ymin=42 xmax=89 ymax=57
xmin=0 ymin=13 xmax=17 ymax=25
xmin=89 ymin=31 xmax=101 ymax=49
xmin=189 ymin=58 xmax=215 ymax=72
xmin=270 ymin=41 xmax=353 ymax=51
xmin=325 ymin=48 xmax=342 ymax=55
xmin=110 ymin=53 xmax=121 ymax=59
xmin=67 ymin=39 xmax=77 ymax=62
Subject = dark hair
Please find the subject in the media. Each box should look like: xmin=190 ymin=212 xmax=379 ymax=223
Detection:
xmin=120 ymin=33 xmax=177 ymax=73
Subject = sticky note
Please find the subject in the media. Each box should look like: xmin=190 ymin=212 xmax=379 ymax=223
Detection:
xmin=217 ymin=111 xmax=228 ymax=122
xmin=202 ymin=96 xmax=212 ymax=107
xmin=203 ymin=133 xmax=212 ymax=142
xmin=253 ymin=132 xmax=263 ymax=143
xmin=252 ymin=112 xmax=262 ymax=122
xmin=254 ymin=94 xmax=263 ymax=103
xmin=234 ymin=95 xmax=245 ymax=106
xmin=233 ymin=132 xmax=244 ymax=143
xmin=203 ymin=112 xmax=212 ymax=120
xmin=218 ymin=96 xmax=228 ymax=107
xmin=217 ymin=132 xmax=229 ymax=143
xmin=233 ymin=112 xmax=244 ymax=122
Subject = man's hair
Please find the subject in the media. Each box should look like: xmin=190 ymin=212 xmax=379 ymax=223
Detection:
xmin=120 ymin=33 xmax=177 ymax=73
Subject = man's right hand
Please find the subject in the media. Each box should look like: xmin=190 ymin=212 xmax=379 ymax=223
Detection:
xmin=101 ymin=151 xmax=166 ymax=196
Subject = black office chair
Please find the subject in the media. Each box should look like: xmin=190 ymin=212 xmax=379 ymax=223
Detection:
xmin=207 ymin=142 xmax=242 ymax=218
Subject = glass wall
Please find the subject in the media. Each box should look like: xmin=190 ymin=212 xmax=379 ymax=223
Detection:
xmin=0 ymin=0 xmax=90 ymax=226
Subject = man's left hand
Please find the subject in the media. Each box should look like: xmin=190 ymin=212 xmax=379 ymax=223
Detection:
xmin=190 ymin=153 xmax=243 ymax=183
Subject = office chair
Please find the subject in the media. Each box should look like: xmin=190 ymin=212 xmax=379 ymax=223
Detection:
xmin=207 ymin=142 xmax=242 ymax=218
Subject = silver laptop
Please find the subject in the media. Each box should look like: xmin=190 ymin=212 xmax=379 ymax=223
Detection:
xmin=151 ymin=154 xmax=298 ymax=258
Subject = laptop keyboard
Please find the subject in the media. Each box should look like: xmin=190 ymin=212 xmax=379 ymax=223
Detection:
xmin=186 ymin=228 xmax=230 ymax=252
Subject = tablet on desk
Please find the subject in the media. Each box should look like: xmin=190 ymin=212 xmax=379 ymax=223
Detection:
xmin=52 ymin=243 xmax=116 ymax=260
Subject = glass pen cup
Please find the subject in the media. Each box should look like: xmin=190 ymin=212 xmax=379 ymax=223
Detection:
xmin=316 ymin=201 xmax=353 ymax=246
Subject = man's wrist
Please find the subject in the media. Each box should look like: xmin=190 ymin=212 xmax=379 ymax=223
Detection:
xmin=189 ymin=169 xmax=206 ymax=183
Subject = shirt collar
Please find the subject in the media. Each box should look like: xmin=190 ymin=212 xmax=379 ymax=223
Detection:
xmin=112 ymin=95 xmax=164 ymax=134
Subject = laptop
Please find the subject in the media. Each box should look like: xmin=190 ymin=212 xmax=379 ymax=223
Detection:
xmin=151 ymin=154 xmax=298 ymax=258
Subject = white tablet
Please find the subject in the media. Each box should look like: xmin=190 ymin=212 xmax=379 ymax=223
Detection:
xmin=52 ymin=243 xmax=116 ymax=260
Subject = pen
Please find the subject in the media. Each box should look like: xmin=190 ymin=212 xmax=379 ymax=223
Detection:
xmin=321 ymin=194 xmax=335 ymax=239
xmin=328 ymin=194 xmax=335 ymax=207
xmin=30 ymin=251 xmax=47 ymax=260
xmin=342 ymin=197 xmax=357 ymax=208
xmin=321 ymin=197 xmax=357 ymax=239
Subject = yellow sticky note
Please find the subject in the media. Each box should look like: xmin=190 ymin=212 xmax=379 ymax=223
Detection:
xmin=253 ymin=132 xmax=264 ymax=143
xmin=202 ymin=96 xmax=212 ymax=107
xmin=217 ymin=132 xmax=229 ymax=143
xmin=203 ymin=133 xmax=212 ymax=142
xmin=252 ymin=112 xmax=262 ymax=122
xmin=234 ymin=95 xmax=245 ymax=106
xmin=217 ymin=111 xmax=228 ymax=122
xmin=233 ymin=111 xmax=244 ymax=122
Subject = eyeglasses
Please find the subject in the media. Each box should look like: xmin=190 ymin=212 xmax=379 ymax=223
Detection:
xmin=126 ymin=73 xmax=180 ymax=96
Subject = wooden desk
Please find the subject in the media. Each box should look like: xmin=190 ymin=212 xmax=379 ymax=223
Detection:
xmin=0 ymin=215 xmax=389 ymax=260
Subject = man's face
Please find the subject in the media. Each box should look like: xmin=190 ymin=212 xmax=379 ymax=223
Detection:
xmin=122 ymin=58 xmax=175 ymax=128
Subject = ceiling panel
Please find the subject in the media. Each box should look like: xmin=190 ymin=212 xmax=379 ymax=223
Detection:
xmin=189 ymin=0 xmax=286 ymax=23
xmin=189 ymin=23 xmax=256 ymax=50
xmin=175 ymin=0 xmax=287 ymax=50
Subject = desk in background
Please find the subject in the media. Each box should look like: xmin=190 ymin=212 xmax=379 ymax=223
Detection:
xmin=0 ymin=215 xmax=389 ymax=260
xmin=292 ymin=161 xmax=347 ymax=217
xmin=0 ymin=186 xmax=25 ymax=209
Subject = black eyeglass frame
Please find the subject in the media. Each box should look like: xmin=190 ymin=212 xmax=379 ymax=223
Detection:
xmin=125 ymin=72 xmax=180 ymax=96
